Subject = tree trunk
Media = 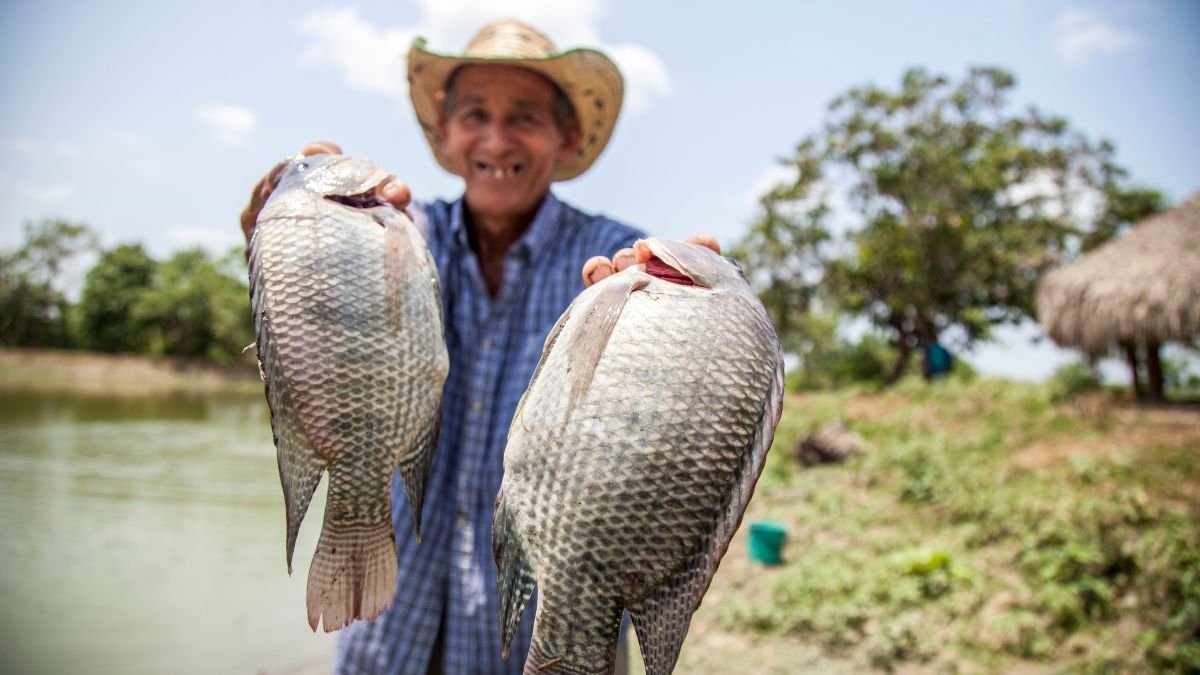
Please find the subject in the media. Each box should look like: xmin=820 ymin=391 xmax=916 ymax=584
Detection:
xmin=1145 ymin=339 xmax=1164 ymax=402
xmin=886 ymin=342 xmax=913 ymax=387
xmin=1122 ymin=341 xmax=1143 ymax=401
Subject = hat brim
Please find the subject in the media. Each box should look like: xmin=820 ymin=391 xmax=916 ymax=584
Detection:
xmin=407 ymin=38 xmax=624 ymax=182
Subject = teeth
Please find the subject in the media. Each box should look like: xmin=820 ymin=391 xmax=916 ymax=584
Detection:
xmin=479 ymin=164 xmax=518 ymax=179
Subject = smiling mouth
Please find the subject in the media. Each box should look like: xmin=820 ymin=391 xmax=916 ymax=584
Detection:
xmin=474 ymin=161 xmax=523 ymax=180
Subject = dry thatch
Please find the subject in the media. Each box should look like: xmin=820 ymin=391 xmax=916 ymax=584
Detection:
xmin=1037 ymin=192 xmax=1200 ymax=356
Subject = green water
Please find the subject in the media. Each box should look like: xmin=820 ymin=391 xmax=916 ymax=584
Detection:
xmin=0 ymin=392 xmax=334 ymax=675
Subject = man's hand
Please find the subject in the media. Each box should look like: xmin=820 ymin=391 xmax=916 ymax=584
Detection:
xmin=238 ymin=141 xmax=412 ymax=246
xmin=581 ymin=234 xmax=720 ymax=287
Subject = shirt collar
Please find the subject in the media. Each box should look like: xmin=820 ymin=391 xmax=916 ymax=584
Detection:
xmin=449 ymin=191 xmax=564 ymax=263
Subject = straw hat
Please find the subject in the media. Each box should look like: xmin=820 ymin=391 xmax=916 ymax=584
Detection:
xmin=407 ymin=19 xmax=624 ymax=181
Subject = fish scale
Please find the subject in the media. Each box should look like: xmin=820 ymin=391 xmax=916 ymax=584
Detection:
xmin=249 ymin=154 xmax=447 ymax=633
xmin=494 ymin=239 xmax=784 ymax=674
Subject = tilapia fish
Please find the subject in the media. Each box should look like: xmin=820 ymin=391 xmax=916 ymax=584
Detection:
xmin=493 ymin=239 xmax=784 ymax=674
xmin=249 ymin=154 xmax=448 ymax=632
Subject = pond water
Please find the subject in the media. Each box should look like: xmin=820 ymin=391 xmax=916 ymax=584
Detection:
xmin=0 ymin=391 xmax=334 ymax=675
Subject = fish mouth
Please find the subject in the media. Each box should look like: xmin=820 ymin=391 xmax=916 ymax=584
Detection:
xmin=644 ymin=256 xmax=695 ymax=286
xmin=637 ymin=239 xmax=705 ymax=287
xmin=325 ymin=190 xmax=389 ymax=210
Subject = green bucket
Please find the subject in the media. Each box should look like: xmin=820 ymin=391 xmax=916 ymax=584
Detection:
xmin=748 ymin=521 xmax=787 ymax=566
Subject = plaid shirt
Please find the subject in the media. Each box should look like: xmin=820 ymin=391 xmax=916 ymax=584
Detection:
xmin=334 ymin=192 xmax=643 ymax=674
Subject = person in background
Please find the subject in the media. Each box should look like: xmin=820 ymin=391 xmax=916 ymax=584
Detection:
xmin=240 ymin=19 xmax=717 ymax=674
xmin=923 ymin=341 xmax=953 ymax=380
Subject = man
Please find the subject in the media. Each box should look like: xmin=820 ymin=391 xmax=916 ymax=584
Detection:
xmin=240 ymin=20 xmax=716 ymax=673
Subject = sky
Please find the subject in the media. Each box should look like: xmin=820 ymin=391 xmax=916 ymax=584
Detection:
xmin=1 ymin=0 xmax=1197 ymax=381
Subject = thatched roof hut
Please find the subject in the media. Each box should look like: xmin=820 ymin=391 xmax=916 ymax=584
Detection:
xmin=1037 ymin=192 xmax=1200 ymax=399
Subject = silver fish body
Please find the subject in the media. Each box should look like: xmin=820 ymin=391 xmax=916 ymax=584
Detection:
xmin=493 ymin=239 xmax=784 ymax=674
xmin=249 ymin=154 xmax=448 ymax=632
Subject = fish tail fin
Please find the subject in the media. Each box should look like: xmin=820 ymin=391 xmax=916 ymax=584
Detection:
xmin=305 ymin=517 xmax=397 ymax=632
xmin=493 ymin=490 xmax=536 ymax=659
xmin=398 ymin=402 xmax=441 ymax=542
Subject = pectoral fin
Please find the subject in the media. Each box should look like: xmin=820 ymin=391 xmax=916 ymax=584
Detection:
xmin=381 ymin=210 xmax=414 ymax=334
xmin=563 ymin=274 xmax=649 ymax=424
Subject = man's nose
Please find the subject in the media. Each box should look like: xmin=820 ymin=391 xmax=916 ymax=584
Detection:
xmin=479 ymin=120 xmax=517 ymax=154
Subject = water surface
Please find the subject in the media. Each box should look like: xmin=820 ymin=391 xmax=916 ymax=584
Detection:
xmin=0 ymin=392 xmax=334 ymax=674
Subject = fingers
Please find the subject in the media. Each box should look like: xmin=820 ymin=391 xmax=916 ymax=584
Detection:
xmin=582 ymin=247 xmax=639 ymax=287
xmin=612 ymin=248 xmax=637 ymax=271
xmin=378 ymin=177 xmax=412 ymax=211
xmin=581 ymin=236 xmax=719 ymax=288
xmin=241 ymin=141 xmax=345 ymax=250
xmin=301 ymin=140 xmax=342 ymax=156
xmin=582 ymin=255 xmax=615 ymax=286
xmin=240 ymin=159 xmax=288 ymax=247
xmin=687 ymin=234 xmax=721 ymax=254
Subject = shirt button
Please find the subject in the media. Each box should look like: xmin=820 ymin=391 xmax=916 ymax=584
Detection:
xmin=471 ymin=400 xmax=483 ymax=412
xmin=482 ymin=339 xmax=493 ymax=350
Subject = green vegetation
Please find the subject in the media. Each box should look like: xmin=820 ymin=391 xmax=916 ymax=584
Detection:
xmin=0 ymin=219 xmax=96 ymax=348
xmin=733 ymin=66 xmax=1163 ymax=386
xmin=713 ymin=380 xmax=1199 ymax=673
xmin=0 ymin=221 xmax=253 ymax=362
xmin=1048 ymin=360 xmax=1104 ymax=402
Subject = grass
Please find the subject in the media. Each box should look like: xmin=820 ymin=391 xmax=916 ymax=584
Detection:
xmin=656 ymin=377 xmax=1199 ymax=674
xmin=0 ymin=347 xmax=262 ymax=396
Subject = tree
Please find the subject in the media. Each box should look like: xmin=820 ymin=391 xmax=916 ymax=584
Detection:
xmin=78 ymin=243 xmax=158 ymax=352
xmin=736 ymin=66 xmax=1162 ymax=385
xmin=0 ymin=219 xmax=97 ymax=348
xmin=133 ymin=247 xmax=253 ymax=361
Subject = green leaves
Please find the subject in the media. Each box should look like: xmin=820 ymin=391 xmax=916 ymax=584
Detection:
xmin=1 ymin=222 xmax=254 ymax=363
xmin=0 ymin=219 xmax=97 ymax=348
xmin=79 ymin=243 xmax=157 ymax=352
xmin=129 ymin=247 xmax=253 ymax=362
xmin=734 ymin=65 xmax=1162 ymax=386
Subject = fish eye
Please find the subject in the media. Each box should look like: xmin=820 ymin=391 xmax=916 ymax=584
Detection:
xmin=297 ymin=162 xmax=309 ymax=171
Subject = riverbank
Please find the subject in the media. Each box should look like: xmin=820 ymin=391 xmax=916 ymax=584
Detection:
xmin=0 ymin=347 xmax=262 ymax=396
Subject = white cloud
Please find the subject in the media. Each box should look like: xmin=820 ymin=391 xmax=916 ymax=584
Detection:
xmin=298 ymin=8 xmax=413 ymax=97
xmin=1002 ymin=169 xmax=1104 ymax=227
xmin=604 ymin=42 xmax=673 ymax=114
xmin=1 ymin=137 xmax=82 ymax=161
xmin=195 ymin=104 xmax=258 ymax=146
xmin=296 ymin=2 xmax=671 ymax=113
xmin=737 ymin=162 xmax=862 ymax=238
xmin=17 ymin=181 xmax=75 ymax=202
xmin=741 ymin=163 xmax=797 ymax=210
xmin=1055 ymin=8 xmax=1141 ymax=65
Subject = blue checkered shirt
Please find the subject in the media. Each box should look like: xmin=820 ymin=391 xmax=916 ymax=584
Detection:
xmin=334 ymin=192 xmax=643 ymax=674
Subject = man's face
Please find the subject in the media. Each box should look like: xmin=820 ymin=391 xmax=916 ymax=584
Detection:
xmin=438 ymin=64 xmax=581 ymax=226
